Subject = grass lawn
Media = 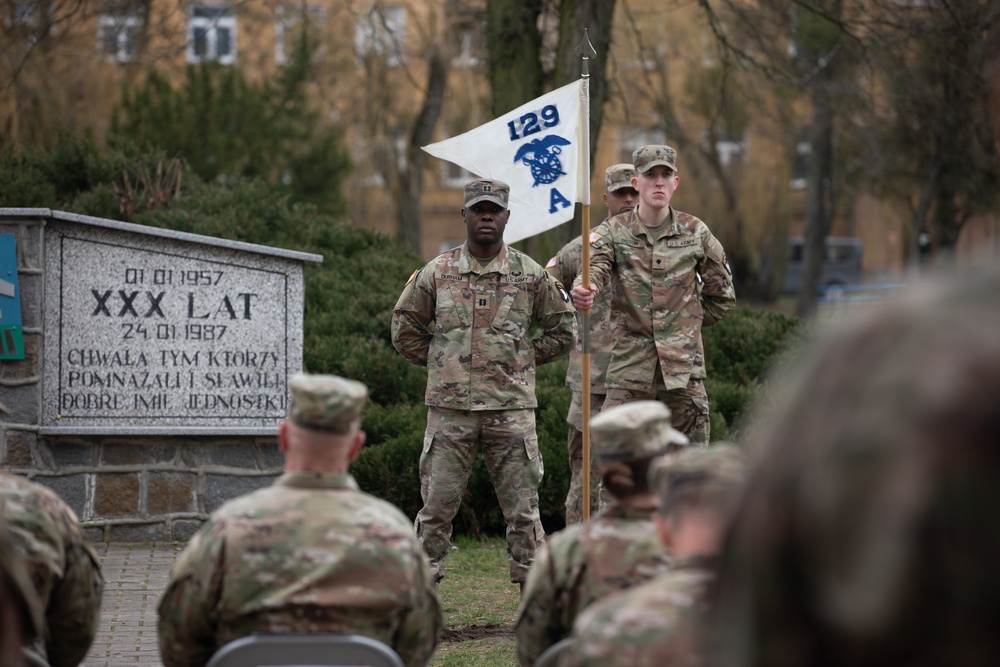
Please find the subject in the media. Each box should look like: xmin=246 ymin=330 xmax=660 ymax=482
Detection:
xmin=431 ymin=536 xmax=521 ymax=667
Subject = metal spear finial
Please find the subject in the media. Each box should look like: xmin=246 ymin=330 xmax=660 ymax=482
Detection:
xmin=574 ymin=29 xmax=597 ymax=77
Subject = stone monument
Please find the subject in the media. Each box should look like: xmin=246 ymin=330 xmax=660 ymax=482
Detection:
xmin=1 ymin=209 xmax=322 ymax=541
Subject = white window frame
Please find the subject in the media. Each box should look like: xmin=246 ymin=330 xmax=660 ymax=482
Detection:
xmin=275 ymin=3 xmax=324 ymax=66
xmin=97 ymin=7 xmax=144 ymax=62
xmin=186 ymin=3 xmax=236 ymax=65
xmin=354 ymin=5 xmax=405 ymax=66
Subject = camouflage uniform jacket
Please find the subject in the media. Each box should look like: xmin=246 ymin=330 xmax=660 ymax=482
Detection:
xmin=546 ymin=234 xmax=621 ymax=394
xmin=392 ymin=242 xmax=574 ymax=410
xmin=513 ymin=504 xmax=672 ymax=667
xmin=157 ymin=472 xmax=442 ymax=667
xmin=577 ymin=208 xmax=736 ymax=391
xmin=0 ymin=471 xmax=103 ymax=667
xmin=565 ymin=556 xmax=715 ymax=667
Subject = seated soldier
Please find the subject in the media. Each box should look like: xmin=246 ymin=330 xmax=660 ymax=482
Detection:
xmin=514 ymin=401 xmax=688 ymax=667
xmin=157 ymin=373 xmax=442 ymax=667
xmin=0 ymin=470 xmax=104 ymax=667
xmin=563 ymin=444 xmax=745 ymax=667
xmin=707 ymin=270 xmax=1000 ymax=667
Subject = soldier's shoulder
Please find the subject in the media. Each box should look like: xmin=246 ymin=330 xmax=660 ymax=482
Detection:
xmin=557 ymin=236 xmax=584 ymax=258
xmin=507 ymin=247 xmax=549 ymax=276
xmin=0 ymin=471 xmax=74 ymax=520
xmin=673 ymin=210 xmax=710 ymax=234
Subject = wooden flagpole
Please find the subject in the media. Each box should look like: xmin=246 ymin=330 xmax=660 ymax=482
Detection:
xmin=575 ymin=30 xmax=597 ymax=521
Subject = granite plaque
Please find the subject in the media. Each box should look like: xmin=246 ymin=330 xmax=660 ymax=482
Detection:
xmin=41 ymin=215 xmax=320 ymax=434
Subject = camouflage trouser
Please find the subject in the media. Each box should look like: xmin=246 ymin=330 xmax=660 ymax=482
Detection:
xmin=415 ymin=407 xmax=545 ymax=583
xmin=564 ymin=391 xmax=608 ymax=525
xmin=603 ymin=373 xmax=710 ymax=446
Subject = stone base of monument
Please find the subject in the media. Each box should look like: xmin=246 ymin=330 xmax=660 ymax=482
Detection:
xmin=4 ymin=430 xmax=282 ymax=541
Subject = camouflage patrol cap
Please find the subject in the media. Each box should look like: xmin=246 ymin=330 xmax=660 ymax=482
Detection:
xmin=633 ymin=145 xmax=678 ymax=174
xmin=605 ymin=163 xmax=637 ymax=192
xmin=464 ymin=178 xmax=510 ymax=209
xmin=287 ymin=373 xmax=368 ymax=434
xmin=591 ymin=401 xmax=689 ymax=464
xmin=650 ymin=443 xmax=745 ymax=507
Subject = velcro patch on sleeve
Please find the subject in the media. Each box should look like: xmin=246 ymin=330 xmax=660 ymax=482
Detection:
xmin=545 ymin=255 xmax=558 ymax=269
xmin=405 ymin=269 xmax=419 ymax=286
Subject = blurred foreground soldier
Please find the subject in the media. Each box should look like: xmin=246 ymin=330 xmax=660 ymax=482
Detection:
xmin=0 ymin=471 xmax=103 ymax=667
xmin=572 ymin=146 xmax=736 ymax=444
xmin=514 ymin=401 xmax=687 ymax=666
xmin=565 ymin=444 xmax=744 ymax=667
xmin=158 ymin=374 xmax=442 ymax=667
xmin=0 ymin=509 xmax=45 ymax=667
xmin=392 ymin=179 xmax=575 ymax=587
xmin=709 ymin=271 xmax=1000 ymax=667
xmin=545 ymin=163 xmax=637 ymax=524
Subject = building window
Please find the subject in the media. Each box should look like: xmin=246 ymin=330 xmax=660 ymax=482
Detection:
xmin=97 ymin=4 xmax=144 ymax=62
xmin=791 ymin=139 xmax=810 ymax=190
xmin=187 ymin=4 xmax=236 ymax=65
xmin=355 ymin=5 xmax=405 ymax=66
xmin=4 ymin=0 xmax=53 ymax=44
xmin=452 ymin=21 xmax=482 ymax=67
xmin=275 ymin=3 xmax=324 ymax=65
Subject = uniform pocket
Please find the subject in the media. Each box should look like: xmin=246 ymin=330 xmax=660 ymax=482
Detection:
xmin=523 ymin=433 xmax=540 ymax=461
xmin=422 ymin=429 xmax=435 ymax=454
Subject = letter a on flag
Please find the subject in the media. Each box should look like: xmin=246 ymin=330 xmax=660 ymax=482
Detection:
xmin=423 ymin=80 xmax=583 ymax=244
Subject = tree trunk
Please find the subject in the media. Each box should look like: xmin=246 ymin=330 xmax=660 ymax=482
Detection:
xmin=796 ymin=65 xmax=836 ymax=318
xmin=486 ymin=0 xmax=544 ymax=116
xmin=396 ymin=47 xmax=450 ymax=257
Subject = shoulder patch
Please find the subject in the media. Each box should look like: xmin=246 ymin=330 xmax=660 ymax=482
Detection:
xmin=589 ymin=232 xmax=602 ymax=245
xmin=554 ymin=280 xmax=571 ymax=303
xmin=545 ymin=255 xmax=558 ymax=269
xmin=723 ymin=254 xmax=732 ymax=276
xmin=405 ymin=269 xmax=419 ymax=286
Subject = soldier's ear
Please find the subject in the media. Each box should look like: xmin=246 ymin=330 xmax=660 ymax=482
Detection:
xmin=278 ymin=421 xmax=290 ymax=455
xmin=347 ymin=430 xmax=367 ymax=462
xmin=655 ymin=514 xmax=674 ymax=551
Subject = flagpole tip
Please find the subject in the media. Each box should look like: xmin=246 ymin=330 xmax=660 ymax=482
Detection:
xmin=574 ymin=30 xmax=597 ymax=60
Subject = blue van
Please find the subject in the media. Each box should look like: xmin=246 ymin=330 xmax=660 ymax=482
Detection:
xmin=782 ymin=236 xmax=863 ymax=294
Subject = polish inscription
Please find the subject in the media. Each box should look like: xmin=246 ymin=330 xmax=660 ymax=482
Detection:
xmin=49 ymin=234 xmax=293 ymax=428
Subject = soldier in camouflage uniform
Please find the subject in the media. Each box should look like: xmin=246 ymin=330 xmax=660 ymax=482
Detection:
xmin=564 ymin=444 xmax=745 ymax=667
xmin=545 ymin=163 xmax=637 ymax=525
xmin=572 ymin=146 xmax=736 ymax=445
xmin=706 ymin=272 xmax=1000 ymax=667
xmin=0 ymin=471 xmax=104 ymax=667
xmin=158 ymin=374 xmax=442 ymax=667
xmin=514 ymin=401 xmax=689 ymax=666
xmin=392 ymin=179 xmax=575 ymax=586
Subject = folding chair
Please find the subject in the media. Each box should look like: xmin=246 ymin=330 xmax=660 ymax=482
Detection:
xmin=534 ymin=637 xmax=573 ymax=667
xmin=205 ymin=633 xmax=405 ymax=667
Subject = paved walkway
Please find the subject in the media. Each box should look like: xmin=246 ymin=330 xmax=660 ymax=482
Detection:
xmin=83 ymin=543 xmax=183 ymax=667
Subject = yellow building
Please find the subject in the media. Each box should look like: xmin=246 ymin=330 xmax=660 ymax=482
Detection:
xmin=2 ymin=0 xmax=995 ymax=278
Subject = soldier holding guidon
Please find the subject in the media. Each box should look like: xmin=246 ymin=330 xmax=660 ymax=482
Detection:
xmin=572 ymin=145 xmax=736 ymax=444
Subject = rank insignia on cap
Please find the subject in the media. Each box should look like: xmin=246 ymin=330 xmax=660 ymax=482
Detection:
xmin=405 ymin=269 xmax=419 ymax=286
xmin=589 ymin=232 xmax=602 ymax=245
xmin=554 ymin=280 xmax=570 ymax=303
xmin=545 ymin=256 xmax=557 ymax=269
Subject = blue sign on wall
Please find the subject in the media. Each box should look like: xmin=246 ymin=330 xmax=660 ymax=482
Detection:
xmin=0 ymin=234 xmax=24 ymax=360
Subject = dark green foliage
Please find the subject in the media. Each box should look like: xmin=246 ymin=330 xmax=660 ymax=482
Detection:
xmin=0 ymin=134 xmax=123 ymax=208
xmin=703 ymin=306 xmax=803 ymax=385
xmin=111 ymin=58 xmax=350 ymax=215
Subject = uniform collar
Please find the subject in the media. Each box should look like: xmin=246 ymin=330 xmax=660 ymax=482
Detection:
xmin=458 ymin=242 xmax=511 ymax=275
xmin=627 ymin=206 xmax=678 ymax=242
xmin=599 ymin=502 xmax=659 ymax=520
xmin=276 ymin=472 xmax=359 ymax=491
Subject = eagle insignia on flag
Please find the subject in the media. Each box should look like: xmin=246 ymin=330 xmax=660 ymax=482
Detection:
xmin=514 ymin=135 xmax=571 ymax=187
